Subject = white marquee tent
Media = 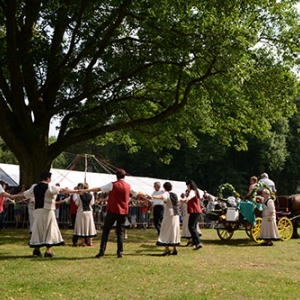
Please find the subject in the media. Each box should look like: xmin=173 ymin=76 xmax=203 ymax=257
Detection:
xmin=0 ymin=164 xmax=18 ymax=186
xmin=0 ymin=163 xmax=203 ymax=197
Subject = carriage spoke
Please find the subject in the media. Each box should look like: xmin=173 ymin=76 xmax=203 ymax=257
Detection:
xmin=277 ymin=217 xmax=293 ymax=241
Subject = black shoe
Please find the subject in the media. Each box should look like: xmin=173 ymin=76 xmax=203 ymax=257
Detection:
xmin=185 ymin=241 xmax=193 ymax=247
xmin=161 ymin=250 xmax=171 ymax=256
xmin=260 ymin=242 xmax=268 ymax=246
xmin=33 ymin=249 xmax=42 ymax=257
xmin=95 ymin=251 xmax=104 ymax=258
xmin=117 ymin=254 xmax=123 ymax=258
xmin=260 ymin=242 xmax=273 ymax=246
xmin=44 ymin=252 xmax=55 ymax=258
xmin=193 ymin=244 xmax=203 ymax=250
xmin=171 ymin=250 xmax=178 ymax=255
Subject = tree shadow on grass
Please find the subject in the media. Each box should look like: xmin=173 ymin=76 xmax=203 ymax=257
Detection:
xmin=137 ymin=243 xmax=163 ymax=253
xmin=0 ymin=237 xmax=30 ymax=246
xmin=201 ymin=237 xmax=259 ymax=247
xmin=0 ymin=253 xmax=107 ymax=260
xmin=119 ymin=252 xmax=173 ymax=257
xmin=0 ymin=254 xmax=33 ymax=259
xmin=138 ymin=243 xmax=157 ymax=249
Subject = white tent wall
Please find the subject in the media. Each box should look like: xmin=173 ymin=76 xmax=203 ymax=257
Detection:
xmin=0 ymin=167 xmax=18 ymax=186
xmin=0 ymin=163 xmax=203 ymax=197
xmin=0 ymin=163 xmax=19 ymax=186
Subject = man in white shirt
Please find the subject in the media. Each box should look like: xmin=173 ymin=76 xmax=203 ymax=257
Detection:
xmin=150 ymin=182 xmax=164 ymax=236
xmin=259 ymin=173 xmax=277 ymax=193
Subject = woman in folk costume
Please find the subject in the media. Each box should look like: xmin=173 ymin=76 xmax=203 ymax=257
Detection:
xmin=15 ymin=171 xmax=76 ymax=257
xmin=258 ymin=188 xmax=280 ymax=246
xmin=180 ymin=190 xmax=192 ymax=245
xmin=73 ymin=183 xmax=97 ymax=246
xmin=180 ymin=190 xmax=202 ymax=247
xmin=184 ymin=180 xmax=203 ymax=250
xmin=153 ymin=182 xmax=180 ymax=256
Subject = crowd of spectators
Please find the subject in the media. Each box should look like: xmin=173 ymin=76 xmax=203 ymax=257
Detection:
xmin=0 ymin=182 xmax=216 ymax=232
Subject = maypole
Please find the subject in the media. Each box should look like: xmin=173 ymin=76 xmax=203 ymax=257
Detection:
xmin=84 ymin=154 xmax=87 ymax=184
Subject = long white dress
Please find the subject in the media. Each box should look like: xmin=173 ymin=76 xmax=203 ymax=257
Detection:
xmin=258 ymin=198 xmax=280 ymax=241
xmin=181 ymin=202 xmax=191 ymax=238
xmin=24 ymin=183 xmax=64 ymax=248
xmin=74 ymin=193 xmax=97 ymax=238
xmin=27 ymin=197 xmax=35 ymax=233
xmin=156 ymin=192 xmax=180 ymax=246
xmin=181 ymin=201 xmax=201 ymax=238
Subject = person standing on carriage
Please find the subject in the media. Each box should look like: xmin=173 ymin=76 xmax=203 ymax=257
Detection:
xmin=258 ymin=188 xmax=280 ymax=246
xmin=259 ymin=173 xmax=276 ymax=193
xmin=244 ymin=176 xmax=258 ymax=200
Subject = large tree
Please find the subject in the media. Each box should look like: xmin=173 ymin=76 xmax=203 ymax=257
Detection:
xmin=0 ymin=0 xmax=299 ymax=186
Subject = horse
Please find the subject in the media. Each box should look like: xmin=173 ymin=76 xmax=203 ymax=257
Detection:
xmin=287 ymin=194 xmax=300 ymax=238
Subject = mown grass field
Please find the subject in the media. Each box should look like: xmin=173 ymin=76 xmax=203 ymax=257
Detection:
xmin=1 ymin=227 xmax=300 ymax=300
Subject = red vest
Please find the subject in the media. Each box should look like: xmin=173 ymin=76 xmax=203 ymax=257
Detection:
xmin=0 ymin=195 xmax=4 ymax=212
xmin=69 ymin=194 xmax=78 ymax=214
xmin=187 ymin=194 xmax=202 ymax=214
xmin=106 ymin=180 xmax=131 ymax=215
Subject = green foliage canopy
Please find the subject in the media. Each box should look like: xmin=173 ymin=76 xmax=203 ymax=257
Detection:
xmin=0 ymin=0 xmax=299 ymax=186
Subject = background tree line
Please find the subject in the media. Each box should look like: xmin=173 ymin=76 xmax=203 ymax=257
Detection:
xmin=62 ymin=96 xmax=300 ymax=197
xmin=1 ymin=1 xmax=300 ymax=190
xmin=3 ymin=96 xmax=299 ymax=196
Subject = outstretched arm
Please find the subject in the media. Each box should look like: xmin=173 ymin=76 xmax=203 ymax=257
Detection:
xmin=0 ymin=190 xmax=14 ymax=199
xmin=152 ymin=194 xmax=164 ymax=200
xmin=80 ymin=187 xmax=101 ymax=193
xmin=59 ymin=188 xmax=78 ymax=194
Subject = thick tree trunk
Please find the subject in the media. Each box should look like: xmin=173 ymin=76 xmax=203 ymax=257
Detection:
xmin=16 ymin=150 xmax=53 ymax=190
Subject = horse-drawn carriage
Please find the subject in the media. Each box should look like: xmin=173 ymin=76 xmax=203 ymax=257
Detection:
xmin=277 ymin=194 xmax=300 ymax=239
xmin=207 ymin=183 xmax=294 ymax=243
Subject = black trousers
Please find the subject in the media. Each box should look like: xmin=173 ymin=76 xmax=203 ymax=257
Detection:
xmin=153 ymin=205 xmax=164 ymax=236
xmin=71 ymin=214 xmax=76 ymax=229
xmin=0 ymin=212 xmax=3 ymax=231
xmin=72 ymin=213 xmax=78 ymax=244
xmin=188 ymin=213 xmax=201 ymax=246
xmin=100 ymin=212 xmax=126 ymax=255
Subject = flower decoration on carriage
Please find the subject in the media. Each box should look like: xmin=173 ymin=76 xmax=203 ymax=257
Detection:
xmin=217 ymin=183 xmax=240 ymax=200
xmin=250 ymin=182 xmax=276 ymax=203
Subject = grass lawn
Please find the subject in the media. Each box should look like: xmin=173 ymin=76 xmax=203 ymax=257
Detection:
xmin=1 ymin=227 xmax=300 ymax=299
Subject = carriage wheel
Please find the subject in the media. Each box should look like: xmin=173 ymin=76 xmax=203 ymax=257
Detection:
xmin=216 ymin=228 xmax=234 ymax=240
xmin=277 ymin=217 xmax=293 ymax=241
xmin=250 ymin=217 xmax=263 ymax=244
